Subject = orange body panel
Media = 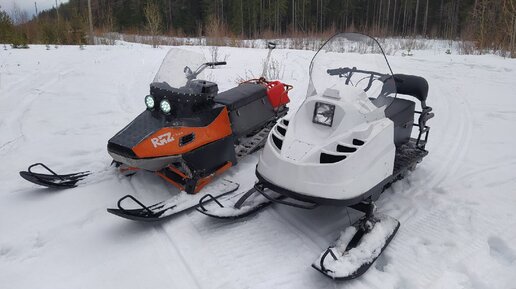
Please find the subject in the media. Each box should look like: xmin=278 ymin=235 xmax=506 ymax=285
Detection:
xmin=132 ymin=107 xmax=233 ymax=158
xmin=157 ymin=161 xmax=233 ymax=194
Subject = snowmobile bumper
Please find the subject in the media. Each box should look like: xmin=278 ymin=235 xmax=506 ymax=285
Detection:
xmin=255 ymin=169 xmax=389 ymax=207
xmin=107 ymin=150 xmax=181 ymax=171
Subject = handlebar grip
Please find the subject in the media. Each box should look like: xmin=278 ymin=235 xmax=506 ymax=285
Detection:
xmin=327 ymin=68 xmax=342 ymax=75
xmin=327 ymin=67 xmax=352 ymax=76
xmin=326 ymin=69 xmax=338 ymax=75
xmin=204 ymin=61 xmax=227 ymax=67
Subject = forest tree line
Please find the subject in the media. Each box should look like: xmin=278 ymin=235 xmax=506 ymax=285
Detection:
xmin=1 ymin=0 xmax=515 ymax=55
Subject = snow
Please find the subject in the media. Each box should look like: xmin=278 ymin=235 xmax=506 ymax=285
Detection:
xmin=1 ymin=43 xmax=516 ymax=289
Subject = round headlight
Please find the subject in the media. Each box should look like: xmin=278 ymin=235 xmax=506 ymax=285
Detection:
xmin=145 ymin=95 xmax=155 ymax=109
xmin=160 ymin=99 xmax=171 ymax=114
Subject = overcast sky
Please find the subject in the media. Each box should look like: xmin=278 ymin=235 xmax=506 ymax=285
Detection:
xmin=0 ymin=0 xmax=68 ymax=17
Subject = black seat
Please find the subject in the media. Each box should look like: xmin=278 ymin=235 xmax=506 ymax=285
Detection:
xmin=376 ymin=74 xmax=431 ymax=146
xmin=214 ymin=83 xmax=267 ymax=110
xmin=393 ymin=74 xmax=428 ymax=103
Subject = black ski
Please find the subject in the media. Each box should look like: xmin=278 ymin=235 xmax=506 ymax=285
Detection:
xmin=19 ymin=163 xmax=90 ymax=189
xmin=196 ymin=186 xmax=276 ymax=219
xmin=312 ymin=214 xmax=400 ymax=280
xmin=107 ymin=179 xmax=239 ymax=222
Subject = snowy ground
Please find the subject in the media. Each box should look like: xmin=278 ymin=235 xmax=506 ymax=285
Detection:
xmin=1 ymin=43 xmax=516 ymax=289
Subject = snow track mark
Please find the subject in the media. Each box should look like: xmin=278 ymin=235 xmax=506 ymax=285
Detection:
xmin=487 ymin=236 xmax=516 ymax=265
xmin=387 ymin=206 xmax=503 ymax=288
xmin=420 ymin=76 xmax=474 ymax=190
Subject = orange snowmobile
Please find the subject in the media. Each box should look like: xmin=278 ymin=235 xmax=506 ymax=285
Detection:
xmin=20 ymin=46 xmax=291 ymax=221
xmin=108 ymin=48 xmax=290 ymax=194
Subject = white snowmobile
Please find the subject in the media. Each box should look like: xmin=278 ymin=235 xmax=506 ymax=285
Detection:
xmin=197 ymin=32 xmax=434 ymax=280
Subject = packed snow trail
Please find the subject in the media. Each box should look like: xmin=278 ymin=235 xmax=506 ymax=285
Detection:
xmin=1 ymin=44 xmax=516 ymax=289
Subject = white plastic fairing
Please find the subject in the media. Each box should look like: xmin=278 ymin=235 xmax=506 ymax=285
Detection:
xmin=256 ymin=33 xmax=397 ymax=202
xmin=258 ymin=87 xmax=395 ymax=201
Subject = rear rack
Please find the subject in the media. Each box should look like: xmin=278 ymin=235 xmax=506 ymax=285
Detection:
xmin=413 ymin=105 xmax=434 ymax=149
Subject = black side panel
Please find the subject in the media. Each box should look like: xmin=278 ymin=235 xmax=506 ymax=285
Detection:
xmin=183 ymin=135 xmax=237 ymax=176
xmin=393 ymin=74 xmax=429 ymax=102
xmin=215 ymin=83 xmax=277 ymax=137
xmin=228 ymin=97 xmax=275 ymax=137
xmin=214 ymin=83 xmax=267 ymax=110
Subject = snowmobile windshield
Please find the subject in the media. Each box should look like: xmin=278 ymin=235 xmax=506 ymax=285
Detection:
xmin=308 ymin=33 xmax=397 ymax=108
xmin=153 ymin=48 xmax=207 ymax=88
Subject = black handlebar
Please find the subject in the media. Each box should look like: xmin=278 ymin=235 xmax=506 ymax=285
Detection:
xmin=327 ymin=67 xmax=430 ymax=103
xmin=327 ymin=67 xmax=389 ymax=81
xmin=327 ymin=67 xmax=386 ymax=77
xmin=205 ymin=61 xmax=227 ymax=66
xmin=326 ymin=67 xmax=392 ymax=90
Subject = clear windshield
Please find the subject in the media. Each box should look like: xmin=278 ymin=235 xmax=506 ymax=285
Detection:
xmin=153 ymin=48 xmax=207 ymax=88
xmin=308 ymin=33 xmax=396 ymax=108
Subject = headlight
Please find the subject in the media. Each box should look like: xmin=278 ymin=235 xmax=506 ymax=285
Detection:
xmin=145 ymin=95 xmax=155 ymax=109
xmin=313 ymin=102 xmax=335 ymax=127
xmin=160 ymin=99 xmax=171 ymax=114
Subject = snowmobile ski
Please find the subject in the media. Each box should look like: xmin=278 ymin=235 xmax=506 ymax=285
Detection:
xmin=19 ymin=163 xmax=90 ymax=189
xmin=107 ymin=179 xmax=239 ymax=222
xmin=196 ymin=182 xmax=318 ymax=219
xmin=196 ymin=185 xmax=277 ymax=219
xmin=312 ymin=213 xmax=400 ymax=280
